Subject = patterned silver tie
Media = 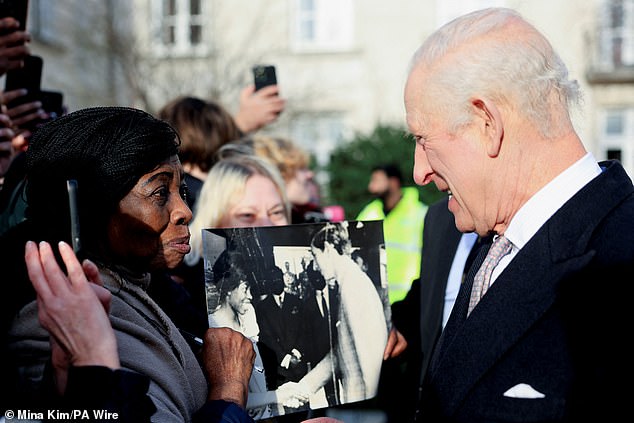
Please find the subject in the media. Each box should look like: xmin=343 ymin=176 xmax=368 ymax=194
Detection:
xmin=468 ymin=235 xmax=512 ymax=316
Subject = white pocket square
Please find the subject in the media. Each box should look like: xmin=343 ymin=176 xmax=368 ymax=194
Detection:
xmin=503 ymin=383 xmax=545 ymax=399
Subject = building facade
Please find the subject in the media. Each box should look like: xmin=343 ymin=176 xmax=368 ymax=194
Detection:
xmin=16 ymin=0 xmax=634 ymax=177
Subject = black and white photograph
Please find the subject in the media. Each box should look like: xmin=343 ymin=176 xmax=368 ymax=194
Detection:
xmin=201 ymin=220 xmax=390 ymax=420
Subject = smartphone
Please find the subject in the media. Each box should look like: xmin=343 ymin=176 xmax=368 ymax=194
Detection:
xmin=4 ymin=54 xmax=42 ymax=131
xmin=253 ymin=65 xmax=277 ymax=91
xmin=4 ymin=54 xmax=42 ymax=109
xmin=39 ymin=90 xmax=64 ymax=119
xmin=66 ymin=179 xmax=81 ymax=255
xmin=0 ymin=0 xmax=29 ymax=35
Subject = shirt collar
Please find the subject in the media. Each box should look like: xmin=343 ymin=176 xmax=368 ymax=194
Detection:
xmin=505 ymin=152 xmax=601 ymax=249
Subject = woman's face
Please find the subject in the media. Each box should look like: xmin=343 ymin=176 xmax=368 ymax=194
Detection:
xmin=107 ymin=155 xmax=192 ymax=271
xmin=226 ymin=281 xmax=252 ymax=315
xmin=218 ymin=173 xmax=288 ymax=228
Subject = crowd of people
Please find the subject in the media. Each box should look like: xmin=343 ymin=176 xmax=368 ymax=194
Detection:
xmin=1 ymin=6 xmax=633 ymax=423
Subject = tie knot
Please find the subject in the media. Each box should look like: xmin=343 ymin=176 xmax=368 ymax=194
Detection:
xmin=490 ymin=235 xmax=512 ymax=259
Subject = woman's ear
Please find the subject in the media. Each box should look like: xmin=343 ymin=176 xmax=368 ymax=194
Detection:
xmin=471 ymin=97 xmax=504 ymax=157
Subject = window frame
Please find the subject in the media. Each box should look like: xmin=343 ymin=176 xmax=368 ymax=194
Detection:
xmin=150 ymin=0 xmax=209 ymax=58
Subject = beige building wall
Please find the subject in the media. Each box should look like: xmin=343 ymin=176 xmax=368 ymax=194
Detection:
xmin=17 ymin=0 xmax=634 ymax=177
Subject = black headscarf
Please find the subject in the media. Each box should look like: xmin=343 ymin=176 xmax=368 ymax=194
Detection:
xmin=25 ymin=106 xmax=180 ymax=252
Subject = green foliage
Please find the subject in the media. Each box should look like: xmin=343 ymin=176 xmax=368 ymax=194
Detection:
xmin=325 ymin=124 xmax=446 ymax=219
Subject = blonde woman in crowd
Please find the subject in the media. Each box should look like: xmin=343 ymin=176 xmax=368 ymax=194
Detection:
xmin=218 ymin=135 xmax=326 ymax=223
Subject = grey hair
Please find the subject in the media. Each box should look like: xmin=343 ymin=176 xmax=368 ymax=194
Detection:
xmin=408 ymin=7 xmax=581 ymax=138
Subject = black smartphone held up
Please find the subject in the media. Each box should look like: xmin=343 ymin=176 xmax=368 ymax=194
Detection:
xmin=253 ymin=65 xmax=277 ymax=91
xmin=4 ymin=55 xmax=44 ymax=98
xmin=0 ymin=0 xmax=29 ymax=35
xmin=66 ymin=179 xmax=81 ymax=256
xmin=39 ymin=90 xmax=64 ymax=119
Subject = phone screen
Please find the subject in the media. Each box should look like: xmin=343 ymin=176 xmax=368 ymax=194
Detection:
xmin=4 ymin=54 xmax=42 ymax=96
xmin=0 ymin=0 xmax=29 ymax=34
xmin=253 ymin=65 xmax=277 ymax=91
xmin=39 ymin=90 xmax=64 ymax=119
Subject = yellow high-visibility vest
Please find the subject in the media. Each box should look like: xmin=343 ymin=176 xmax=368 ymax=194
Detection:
xmin=357 ymin=187 xmax=427 ymax=303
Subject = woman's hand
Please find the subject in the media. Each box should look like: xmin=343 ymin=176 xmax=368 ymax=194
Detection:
xmin=25 ymin=241 xmax=119 ymax=394
xmin=201 ymin=327 xmax=255 ymax=408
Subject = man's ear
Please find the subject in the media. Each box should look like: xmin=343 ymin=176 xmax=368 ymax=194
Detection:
xmin=472 ymin=97 xmax=504 ymax=157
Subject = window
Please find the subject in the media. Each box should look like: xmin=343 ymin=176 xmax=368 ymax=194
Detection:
xmin=291 ymin=0 xmax=354 ymax=52
xmin=599 ymin=0 xmax=634 ymax=68
xmin=151 ymin=0 xmax=206 ymax=56
xmin=607 ymin=149 xmax=622 ymax=161
xmin=600 ymin=108 xmax=634 ymax=178
xmin=29 ymin=0 xmax=57 ymax=44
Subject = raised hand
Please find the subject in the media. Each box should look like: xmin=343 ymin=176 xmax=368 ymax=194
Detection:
xmin=0 ymin=17 xmax=31 ymax=75
xmin=233 ymin=84 xmax=286 ymax=133
xmin=25 ymin=240 xmax=118 ymax=394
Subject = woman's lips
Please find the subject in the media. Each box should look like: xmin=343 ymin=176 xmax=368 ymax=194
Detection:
xmin=170 ymin=236 xmax=191 ymax=254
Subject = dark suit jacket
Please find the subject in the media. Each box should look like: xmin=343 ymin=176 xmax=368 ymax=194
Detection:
xmin=386 ymin=197 xmax=460 ymax=422
xmin=302 ymin=292 xmax=333 ymax=368
xmin=392 ymin=197 xmax=462 ymax=375
xmin=302 ymin=291 xmax=339 ymax=406
xmin=418 ymin=160 xmax=634 ymax=422
xmin=254 ymin=293 xmax=306 ymax=387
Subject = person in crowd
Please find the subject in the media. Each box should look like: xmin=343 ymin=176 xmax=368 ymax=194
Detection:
xmin=356 ymin=163 xmax=427 ymax=304
xmin=254 ymin=265 xmax=307 ymax=391
xmin=218 ymin=135 xmax=327 ymax=223
xmin=157 ymin=86 xmax=285 ymax=211
xmin=284 ymin=222 xmax=388 ymax=406
xmin=0 ymin=88 xmax=60 ymax=236
xmin=2 ymin=107 xmax=258 ymax=421
xmin=404 ymin=7 xmax=634 ymax=422
xmin=282 ymin=259 xmax=305 ymax=298
xmin=157 ymin=96 xmax=243 ymax=210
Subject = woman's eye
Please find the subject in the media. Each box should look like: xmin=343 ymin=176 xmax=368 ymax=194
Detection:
xmin=237 ymin=213 xmax=255 ymax=222
xmin=269 ymin=209 xmax=286 ymax=221
xmin=152 ymin=186 xmax=169 ymax=201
